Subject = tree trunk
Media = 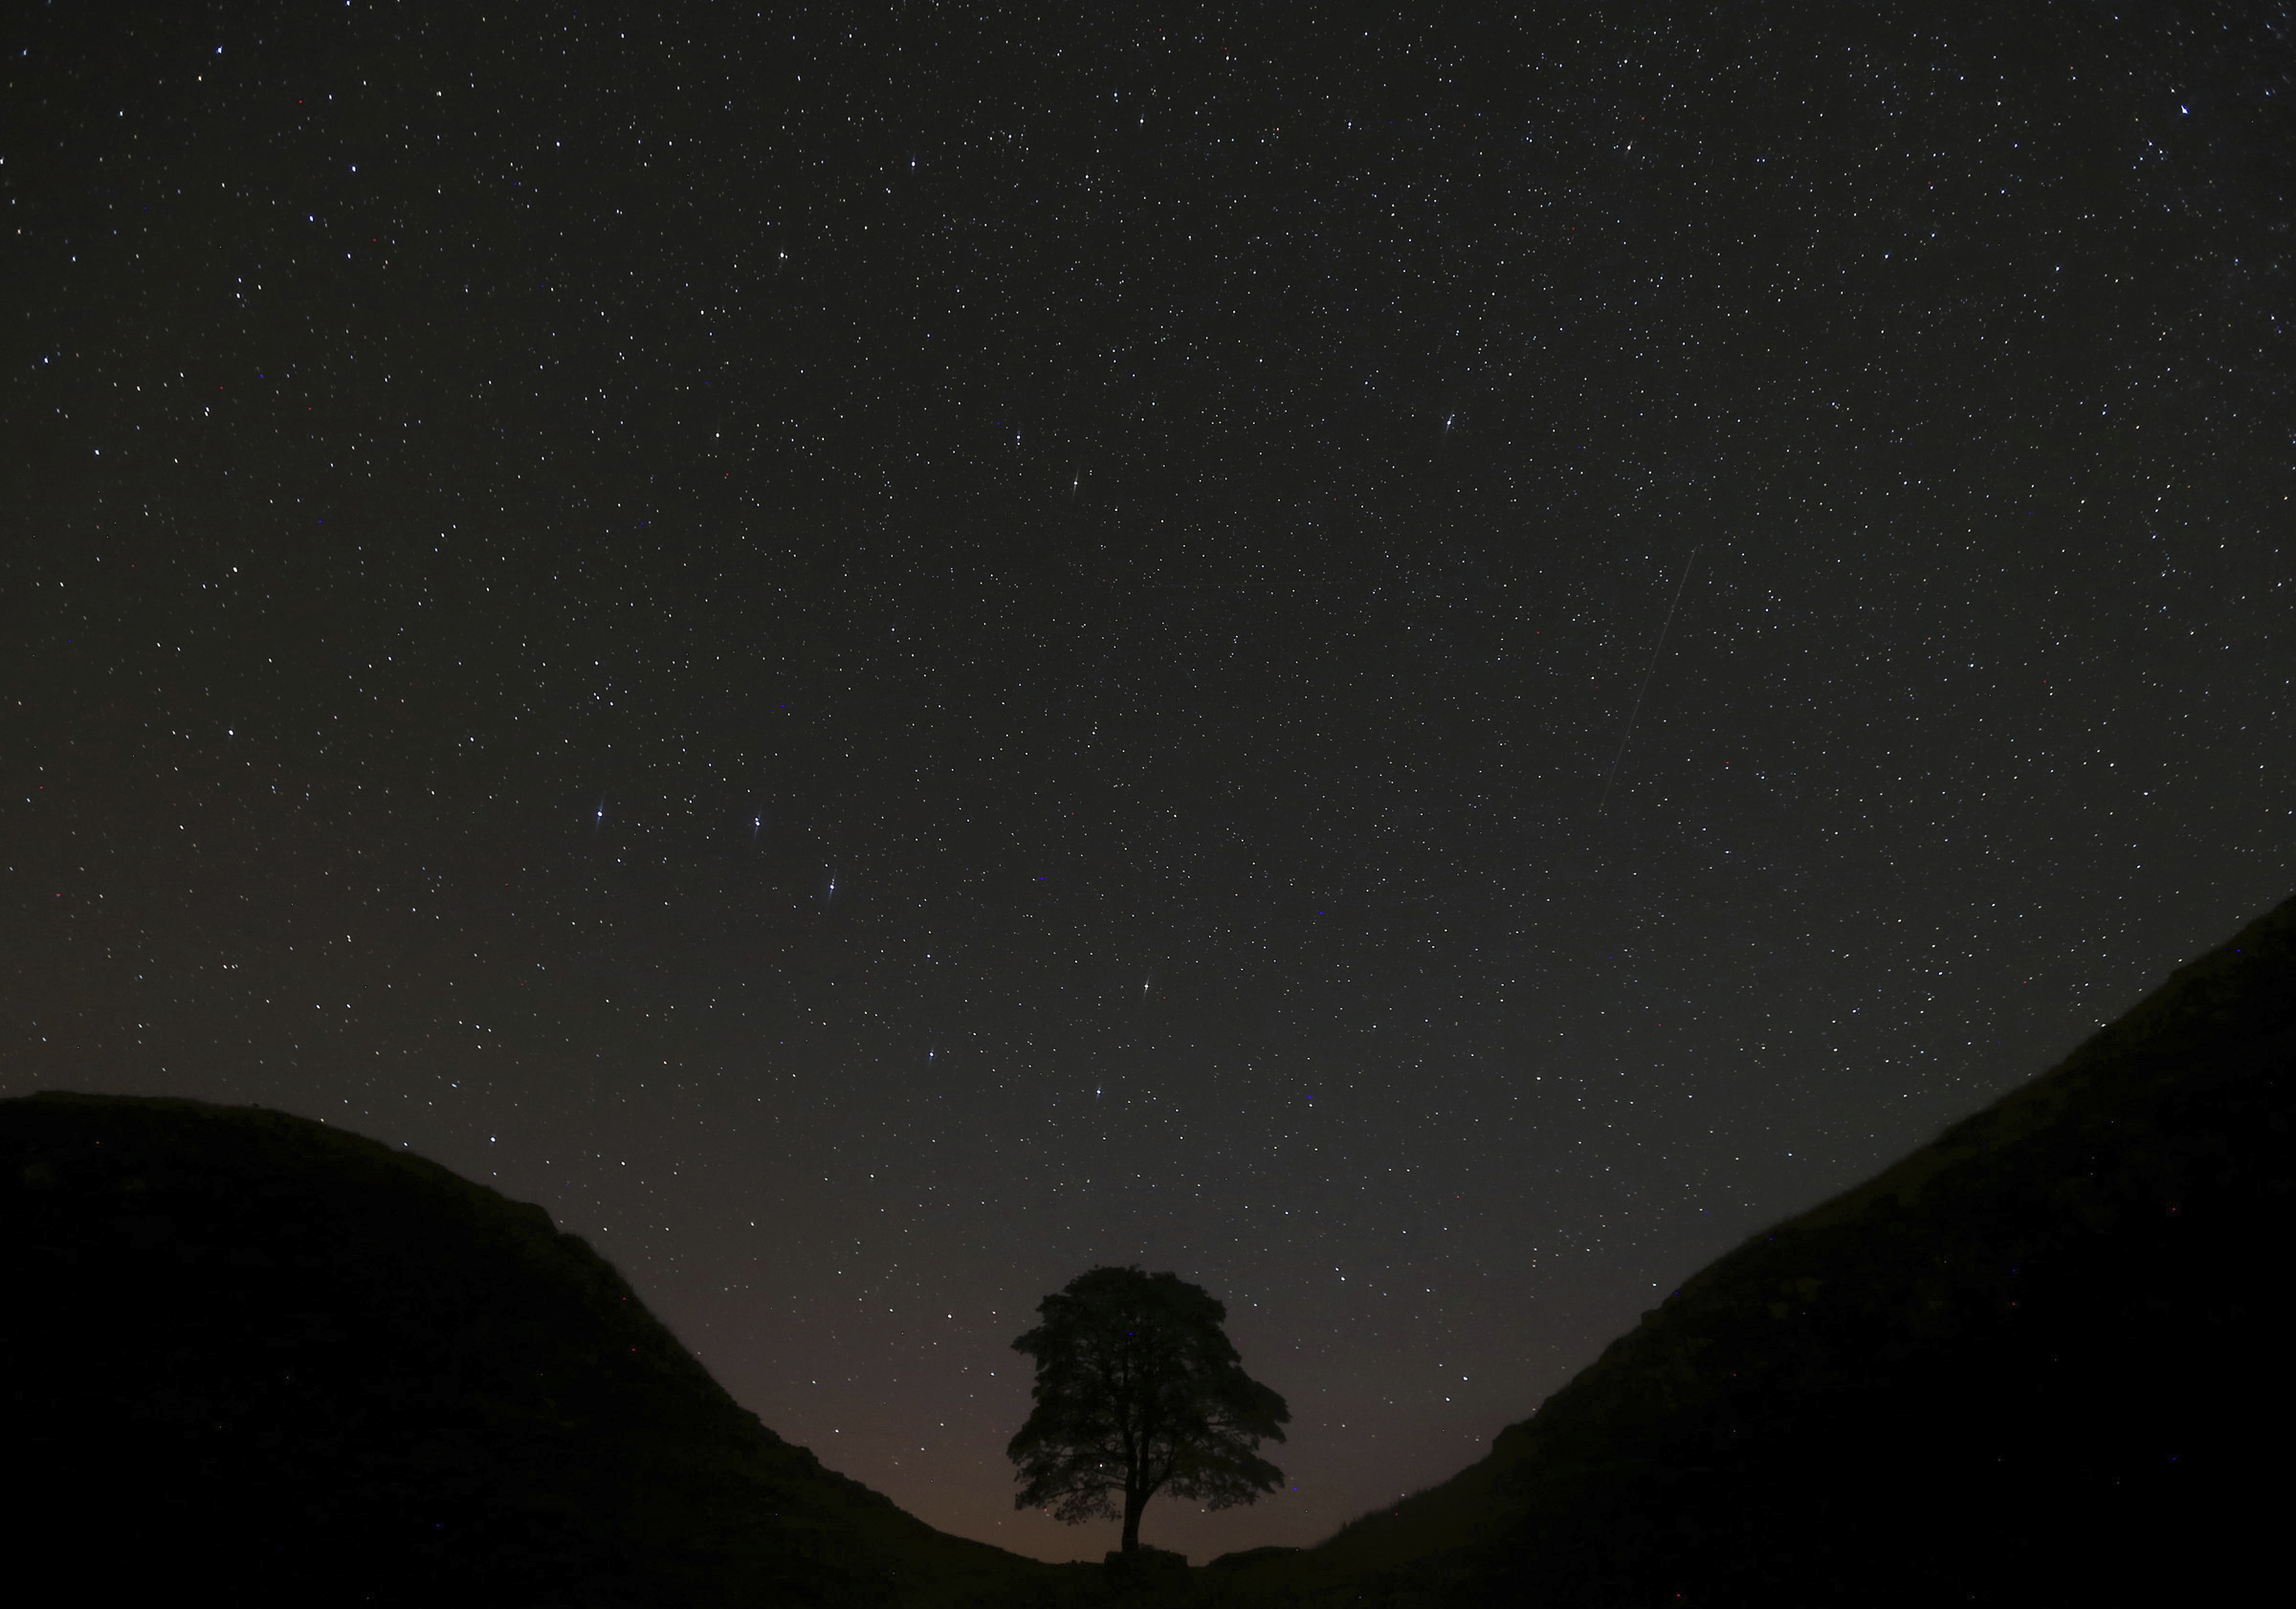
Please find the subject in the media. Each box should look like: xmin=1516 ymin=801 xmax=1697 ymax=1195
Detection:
xmin=1121 ymin=1485 xmax=1147 ymax=1554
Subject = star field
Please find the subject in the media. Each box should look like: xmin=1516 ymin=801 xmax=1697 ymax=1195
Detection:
xmin=4 ymin=1 xmax=2290 ymax=1561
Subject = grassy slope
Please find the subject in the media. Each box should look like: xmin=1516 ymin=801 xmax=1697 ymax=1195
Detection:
xmin=0 ymin=1092 xmax=1063 ymax=1608
xmin=1203 ymin=893 xmax=2296 ymax=1607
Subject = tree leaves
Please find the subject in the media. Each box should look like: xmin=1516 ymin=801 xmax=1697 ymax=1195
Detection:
xmin=1007 ymin=1265 xmax=1289 ymax=1548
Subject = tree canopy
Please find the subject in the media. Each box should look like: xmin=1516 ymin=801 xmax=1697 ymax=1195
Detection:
xmin=1007 ymin=1266 xmax=1290 ymax=1554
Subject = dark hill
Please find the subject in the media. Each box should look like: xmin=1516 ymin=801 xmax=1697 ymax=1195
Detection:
xmin=1213 ymin=894 xmax=2296 ymax=1607
xmin=12 ymin=898 xmax=2292 ymax=1609
xmin=0 ymin=1093 xmax=1057 ymax=1608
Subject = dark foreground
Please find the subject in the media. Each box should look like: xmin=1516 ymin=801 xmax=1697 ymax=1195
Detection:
xmin=3 ymin=1089 xmax=1058 ymax=1607
xmin=8 ymin=894 xmax=2291 ymax=1605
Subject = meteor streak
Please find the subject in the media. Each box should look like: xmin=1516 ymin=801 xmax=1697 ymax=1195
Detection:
xmin=1599 ymin=545 xmax=1701 ymax=815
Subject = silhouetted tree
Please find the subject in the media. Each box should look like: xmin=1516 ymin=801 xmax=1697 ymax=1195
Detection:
xmin=1008 ymin=1265 xmax=1290 ymax=1554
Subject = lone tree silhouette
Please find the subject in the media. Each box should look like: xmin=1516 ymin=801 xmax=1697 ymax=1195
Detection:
xmin=1008 ymin=1266 xmax=1290 ymax=1554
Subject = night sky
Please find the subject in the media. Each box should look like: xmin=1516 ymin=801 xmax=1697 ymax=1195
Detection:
xmin=6 ymin=0 xmax=2290 ymax=1563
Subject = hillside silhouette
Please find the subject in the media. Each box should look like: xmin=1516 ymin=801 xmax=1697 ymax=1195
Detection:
xmin=1 ymin=1092 xmax=1063 ymax=1607
xmin=1206 ymin=893 xmax=2296 ymax=1606
xmin=8 ymin=894 xmax=2290 ymax=1606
